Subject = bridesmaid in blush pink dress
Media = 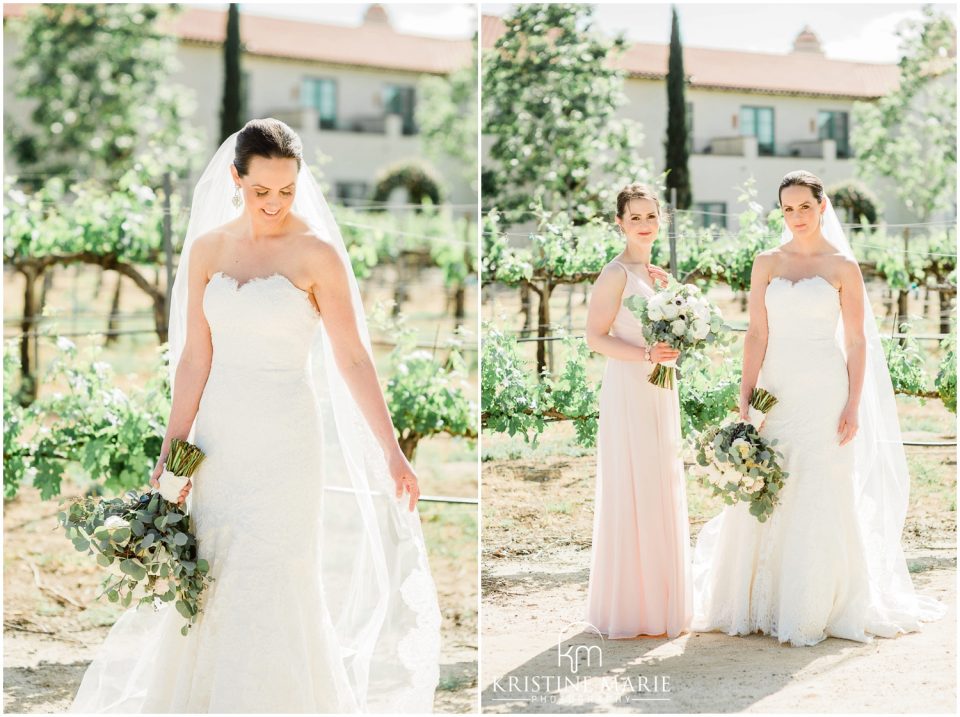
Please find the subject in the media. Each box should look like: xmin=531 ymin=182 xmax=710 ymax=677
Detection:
xmin=583 ymin=183 xmax=693 ymax=639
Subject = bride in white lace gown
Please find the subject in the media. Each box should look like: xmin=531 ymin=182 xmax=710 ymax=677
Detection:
xmin=692 ymin=170 xmax=946 ymax=646
xmin=69 ymin=119 xmax=441 ymax=712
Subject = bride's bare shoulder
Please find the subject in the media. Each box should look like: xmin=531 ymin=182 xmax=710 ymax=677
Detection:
xmin=297 ymin=229 xmax=346 ymax=279
xmin=753 ymin=249 xmax=781 ymax=269
xmin=187 ymin=225 xmax=234 ymax=276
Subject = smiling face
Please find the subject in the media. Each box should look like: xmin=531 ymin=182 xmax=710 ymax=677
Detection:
xmin=230 ymin=155 xmax=299 ymax=223
xmin=616 ymin=197 xmax=660 ymax=243
xmin=780 ymin=184 xmax=826 ymax=241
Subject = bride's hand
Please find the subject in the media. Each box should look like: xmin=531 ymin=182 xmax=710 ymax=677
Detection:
xmin=149 ymin=452 xmax=168 ymax=490
xmin=838 ymin=402 xmax=859 ymax=446
xmin=388 ymin=448 xmax=420 ymax=512
xmin=149 ymin=451 xmax=192 ymax=506
xmin=645 ymin=264 xmax=670 ymax=288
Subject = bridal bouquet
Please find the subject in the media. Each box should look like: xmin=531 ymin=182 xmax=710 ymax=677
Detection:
xmin=624 ymin=281 xmax=726 ymax=389
xmin=58 ymin=439 xmax=211 ymax=635
xmin=693 ymin=390 xmax=787 ymax=522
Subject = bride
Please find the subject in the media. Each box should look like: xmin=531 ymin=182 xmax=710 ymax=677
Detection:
xmin=692 ymin=170 xmax=946 ymax=646
xmin=69 ymin=118 xmax=442 ymax=712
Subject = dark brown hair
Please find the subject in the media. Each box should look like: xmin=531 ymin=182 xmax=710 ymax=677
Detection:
xmin=233 ymin=118 xmax=303 ymax=176
xmin=616 ymin=183 xmax=663 ymax=219
xmin=778 ymin=170 xmax=825 ymax=205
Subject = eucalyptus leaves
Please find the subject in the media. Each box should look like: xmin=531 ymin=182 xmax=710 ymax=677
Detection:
xmin=57 ymin=439 xmax=210 ymax=636
xmin=693 ymin=389 xmax=788 ymax=523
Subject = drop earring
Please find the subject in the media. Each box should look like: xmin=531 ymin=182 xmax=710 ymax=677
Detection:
xmin=232 ymin=185 xmax=243 ymax=209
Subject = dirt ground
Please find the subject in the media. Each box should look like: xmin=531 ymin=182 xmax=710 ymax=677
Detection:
xmin=480 ymin=415 xmax=957 ymax=714
xmin=3 ymin=474 xmax=477 ymax=713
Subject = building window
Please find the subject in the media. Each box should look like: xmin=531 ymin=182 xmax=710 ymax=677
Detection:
xmin=335 ymin=181 xmax=369 ymax=207
xmin=818 ymin=110 xmax=850 ymax=158
xmin=694 ymin=202 xmax=727 ymax=229
xmin=302 ymin=77 xmax=338 ymax=129
xmin=383 ymin=84 xmax=416 ymax=135
xmin=740 ymin=106 xmax=775 ymax=156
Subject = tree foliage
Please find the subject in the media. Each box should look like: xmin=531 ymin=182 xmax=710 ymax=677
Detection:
xmin=416 ymin=34 xmax=478 ymax=191
xmin=665 ymin=5 xmax=691 ymax=210
xmin=852 ymin=6 xmax=957 ymax=220
xmin=5 ymin=3 xmax=202 ymax=186
xmin=482 ymin=3 xmax=650 ymax=225
xmin=220 ymin=3 xmax=244 ymax=143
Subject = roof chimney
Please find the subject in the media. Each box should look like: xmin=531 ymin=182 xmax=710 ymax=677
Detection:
xmin=792 ymin=25 xmax=823 ymax=55
xmin=363 ymin=4 xmax=390 ymax=27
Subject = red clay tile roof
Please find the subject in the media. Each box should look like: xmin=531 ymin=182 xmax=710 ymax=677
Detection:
xmin=481 ymin=14 xmax=899 ymax=99
xmin=3 ymin=4 xmax=473 ymax=75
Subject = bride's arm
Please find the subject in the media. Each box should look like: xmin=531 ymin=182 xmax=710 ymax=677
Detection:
xmin=740 ymin=255 xmax=772 ymax=419
xmin=151 ymin=234 xmax=216 ymax=496
xmin=837 ymin=258 xmax=867 ymax=446
xmin=308 ymin=242 xmax=420 ymax=510
xmin=585 ymin=264 xmax=678 ymax=362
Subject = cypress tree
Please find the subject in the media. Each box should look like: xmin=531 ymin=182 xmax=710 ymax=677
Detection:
xmin=665 ymin=5 xmax=691 ymax=210
xmin=220 ymin=3 xmax=243 ymax=143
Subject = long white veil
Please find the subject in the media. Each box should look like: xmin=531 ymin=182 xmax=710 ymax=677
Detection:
xmin=781 ymin=197 xmax=947 ymax=627
xmin=168 ymin=130 xmax=441 ymax=712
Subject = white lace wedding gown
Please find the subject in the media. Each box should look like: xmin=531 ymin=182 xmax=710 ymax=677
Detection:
xmin=70 ymin=272 xmax=436 ymax=712
xmin=692 ymin=276 xmax=943 ymax=646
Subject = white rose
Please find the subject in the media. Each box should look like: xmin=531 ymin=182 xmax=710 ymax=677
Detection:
xmin=692 ymin=320 xmax=710 ymax=340
xmin=662 ymin=302 xmax=680 ymax=320
xmin=731 ymin=438 xmax=751 ymax=458
xmin=104 ymin=515 xmax=129 ymax=531
xmin=692 ymin=302 xmax=710 ymax=321
xmin=157 ymin=468 xmax=190 ymax=503
xmin=647 ymin=305 xmax=664 ymax=321
xmin=671 ymin=319 xmax=687 ymax=336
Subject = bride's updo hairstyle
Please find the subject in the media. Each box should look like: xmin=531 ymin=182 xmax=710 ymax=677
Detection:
xmin=616 ymin=183 xmax=667 ymax=221
xmin=233 ymin=118 xmax=303 ymax=176
xmin=778 ymin=170 xmax=825 ymax=204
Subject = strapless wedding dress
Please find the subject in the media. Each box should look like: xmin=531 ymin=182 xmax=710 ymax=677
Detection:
xmin=692 ymin=276 xmax=945 ymax=646
xmin=69 ymin=271 xmax=440 ymax=712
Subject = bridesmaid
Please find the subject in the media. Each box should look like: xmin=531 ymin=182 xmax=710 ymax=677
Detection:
xmin=583 ymin=183 xmax=693 ymax=639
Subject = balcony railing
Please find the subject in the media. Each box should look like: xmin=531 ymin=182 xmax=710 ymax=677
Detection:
xmin=694 ymin=136 xmax=846 ymax=160
xmin=267 ymin=108 xmax=414 ymax=137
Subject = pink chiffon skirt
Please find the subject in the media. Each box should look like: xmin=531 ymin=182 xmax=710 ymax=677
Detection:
xmin=585 ymin=356 xmax=693 ymax=638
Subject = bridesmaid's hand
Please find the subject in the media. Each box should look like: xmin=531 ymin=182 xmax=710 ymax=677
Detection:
xmin=645 ymin=264 xmax=670 ymax=288
xmin=838 ymin=402 xmax=859 ymax=446
xmin=650 ymin=342 xmax=679 ymax=363
xmin=388 ymin=448 xmax=421 ymax=512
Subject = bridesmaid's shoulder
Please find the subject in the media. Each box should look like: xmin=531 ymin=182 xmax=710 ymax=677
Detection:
xmin=596 ymin=259 xmax=629 ymax=286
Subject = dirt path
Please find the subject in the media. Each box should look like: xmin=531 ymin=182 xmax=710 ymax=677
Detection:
xmin=480 ymin=438 xmax=956 ymax=714
xmin=3 ymin=483 xmax=477 ymax=713
xmin=480 ymin=545 xmax=955 ymax=713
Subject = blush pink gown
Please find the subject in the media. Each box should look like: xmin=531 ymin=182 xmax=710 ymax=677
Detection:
xmin=585 ymin=260 xmax=693 ymax=638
